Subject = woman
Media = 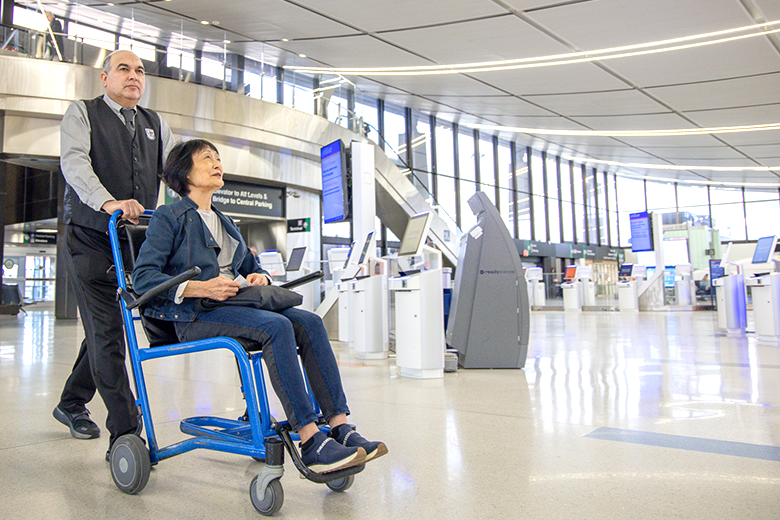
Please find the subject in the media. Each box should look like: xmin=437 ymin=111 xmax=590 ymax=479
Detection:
xmin=132 ymin=139 xmax=386 ymax=473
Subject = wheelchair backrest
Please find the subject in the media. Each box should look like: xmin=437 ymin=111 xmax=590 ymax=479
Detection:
xmin=122 ymin=219 xmax=180 ymax=348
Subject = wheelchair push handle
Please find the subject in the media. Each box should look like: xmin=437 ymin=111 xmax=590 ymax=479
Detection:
xmin=124 ymin=267 xmax=202 ymax=310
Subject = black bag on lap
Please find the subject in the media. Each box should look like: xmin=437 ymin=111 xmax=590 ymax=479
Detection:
xmin=196 ymin=285 xmax=303 ymax=313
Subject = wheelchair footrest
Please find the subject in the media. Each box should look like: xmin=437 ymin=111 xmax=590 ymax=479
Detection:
xmin=275 ymin=426 xmax=365 ymax=484
xmin=181 ymin=416 xmax=256 ymax=443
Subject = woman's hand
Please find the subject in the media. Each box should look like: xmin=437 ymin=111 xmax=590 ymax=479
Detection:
xmin=182 ymin=276 xmax=240 ymax=301
xmin=247 ymin=273 xmax=270 ymax=286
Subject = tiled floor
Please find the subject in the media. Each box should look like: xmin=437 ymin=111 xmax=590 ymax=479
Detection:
xmin=1 ymin=309 xmax=778 ymax=519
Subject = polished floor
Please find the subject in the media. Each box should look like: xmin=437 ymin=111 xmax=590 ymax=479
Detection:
xmin=1 ymin=308 xmax=779 ymax=519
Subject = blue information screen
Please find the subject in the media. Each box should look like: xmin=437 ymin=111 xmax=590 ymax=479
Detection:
xmin=629 ymin=211 xmax=653 ymax=252
xmin=321 ymin=141 xmax=346 ymax=223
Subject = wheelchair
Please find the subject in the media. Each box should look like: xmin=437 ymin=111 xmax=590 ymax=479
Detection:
xmin=107 ymin=210 xmax=363 ymax=516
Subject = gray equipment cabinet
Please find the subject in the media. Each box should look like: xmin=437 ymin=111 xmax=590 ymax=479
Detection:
xmin=446 ymin=191 xmax=530 ymax=368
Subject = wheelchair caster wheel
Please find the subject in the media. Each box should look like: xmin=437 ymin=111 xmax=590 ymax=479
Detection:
xmin=326 ymin=475 xmax=354 ymax=492
xmin=110 ymin=434 xmax=150 ymax=495
xmin=250 ymin=476 xmax=284 ymax=516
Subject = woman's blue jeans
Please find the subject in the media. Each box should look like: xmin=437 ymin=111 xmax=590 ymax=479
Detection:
xmin=174 ymin=306 xmax=349 ymax=430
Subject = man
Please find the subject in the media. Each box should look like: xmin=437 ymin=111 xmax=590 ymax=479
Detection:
xmin=45 ymin=11 xmax=65 ymax=61
xmin=54 ymin=50 xmax=174 ymax=459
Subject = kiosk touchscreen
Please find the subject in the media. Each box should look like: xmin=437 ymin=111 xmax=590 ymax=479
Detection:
xmin=752 ymin=235 xmax=777 ymax=265
xmin=342 ymin=231 xmax=375 ymax=280
xmin=397 ymin=212 xmax=433 ymax=275
xmin=399 ymin=212 xmax=433 ymax=258
xmin=564 ymin=265 xmax=577 ymax=282
xmin=619 ymin=264 xmax=633 ymax=279
xmin=286 ymin=247 xmax=306 ymax=272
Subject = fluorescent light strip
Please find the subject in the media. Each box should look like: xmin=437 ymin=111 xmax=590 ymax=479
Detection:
xmin=464 ymin=122 xmax=780 ymax=137
xmin=285 ymin=20 xmax=780 ymax=76
xmin=562 ymin=156 xmax=779 ymax=172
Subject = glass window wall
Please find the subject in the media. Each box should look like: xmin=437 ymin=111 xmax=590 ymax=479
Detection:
xmin=676 ymin=184 xmax=710 ymax=227
xmin=497 ymin=141 xmax=513 ymax=235
xmin=458 ymin=130 xmax=477 ymax=231
xmin=530 ymin=152 xmax=546 ymax=242
xmin=573 ymin=164 xmax=586 ymax=243
xmin=560 ymin=160 xmax=574 ymax=243
xmin=478 ymin=136 xmax=495 ymax=205
xmin=545 ymin=155 xmax=560 ymax=243
xmin=616 ymin=176 xmax=646 ymax=248
xmin=383 ymin=103 xmax=407 ymax=168
xmin=745 ymin=189 xmax=780 ymax=240
xmin=710 ymin=187 xmax=746 ymax=241
xmin=516 ymin=148 xmax=531 ymax=240
xmin=585 ymin=169 xmax=598 ymax=244
xmin=434 ymin=121 xmax=458 ymax=231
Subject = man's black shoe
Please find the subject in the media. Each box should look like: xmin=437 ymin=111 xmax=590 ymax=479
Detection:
xmin=53 ymin=405 xmax=100 ymax=439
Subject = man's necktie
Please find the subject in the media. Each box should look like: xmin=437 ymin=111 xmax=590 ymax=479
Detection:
xmin=120 ymin=107 xmax=135 ymax=137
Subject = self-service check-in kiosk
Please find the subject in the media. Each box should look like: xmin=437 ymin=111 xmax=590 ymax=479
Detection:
xmin=562 ymin=265 xmax=595 ymax=310
xmin=388 ymin=212 xmax=445 ymax=378
xmin=446 ymin=191 xmax=529 ymax=369
xmin=745 ymin=235 xmax=780 ymax=342
xmin=344 ymin=230 xmax=390 ymax=359
xmin=712 ymin=242 xmax=747 ymax=335
xmin=259 ymin=249 xmax=317 ymax=312
xmin=617 ymin=264 xmax=639 ymax=311
xmin=525 ymin=267 xmax=545 ymax=307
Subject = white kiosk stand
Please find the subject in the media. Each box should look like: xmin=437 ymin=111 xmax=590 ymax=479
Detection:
xmin=744 ymin=235 xmax=780 ymax=342
xmin=674 ymin=264 xmax=695 ymax=306
xmin=617 ymin=263 xmax=640 ymax=311
xmin=525 ymin=267 xmax=545 ymax=307
xmin=389 ymin=212 xmax=445 ymax=379
xmin=345 ymin=230 xmax=390 ymax=359
xmin=562 ymin=265 xmax=594 ymax=310
xmin=712 ymin=243 xmax=747 ymax=335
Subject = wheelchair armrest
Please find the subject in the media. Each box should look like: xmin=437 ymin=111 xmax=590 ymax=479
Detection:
xmin=280 ymin=270 xmax=324 ymax=290
xmin=125 ymin=267 xmax=201 ymax=310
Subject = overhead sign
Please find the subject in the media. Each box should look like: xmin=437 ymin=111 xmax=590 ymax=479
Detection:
xmin=287 ymin=218 xmax=311 ymax=233
xmin=212 ymin=181 xmax=284 ymax=218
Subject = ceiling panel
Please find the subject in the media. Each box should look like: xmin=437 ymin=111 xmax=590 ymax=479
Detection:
xmin=647 ymin=146 xmax=751 ymax=161
xmin=277 ymin=35 xmax=434 ymax=68
xmin=647 ymin=72 xmax=780 ymax=111
xmin=522 ymin=89 xmax=669 ymax=117
xmin=376 ymin=14 xmax=573 ymax=65
xmin=608 ymin=37 xmax=780 ymax=88
xmin=469 ymin=64 xmax=632 ymax=97
xmin=421 ymin=96 xmax=552 ymax=117
xmin=136 ymin=0 xmax=359 ymax=40
xmin=295 ymin=0 xmax=507 ymax=33
xmin=682 ymin=103 xmax=780 ymax=128
xmin=525 ymin=0 xmax=754 ymax=51
xmin=355 ymin=73 xmax=505 ymax=98
xmin=614 ymin=133 xmax=725 ymax=148
xmin=738 ymin=144 xmax=780 ymax=159
xmin=717 ymin=128 xmax=780 ymax=146
xmin=572 ymin=113 xmax=700 ymax=132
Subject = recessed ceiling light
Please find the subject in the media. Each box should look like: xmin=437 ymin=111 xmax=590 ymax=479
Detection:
xmin=298 ymin=53 xmax=306 ymax=58
xmin=281 ymin=38 xmax=289 ymax=42
xmin=223 ymin=39 xmax=231 ymax=44
xmin=200 ymin=20 xmax=209 ymax=25
xmin=212 ymin=21 xmax=220 ymax=25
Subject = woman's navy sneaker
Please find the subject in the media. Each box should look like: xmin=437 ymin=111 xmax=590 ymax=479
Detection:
xmin=331 ymin=424 xmax=388 ymax=462
xmin=300 ymin=431 xmax=366 ymax=473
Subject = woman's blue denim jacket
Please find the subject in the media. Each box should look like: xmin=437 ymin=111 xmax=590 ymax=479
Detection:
xmin=131 ymin=195 xmax=270 ymax=322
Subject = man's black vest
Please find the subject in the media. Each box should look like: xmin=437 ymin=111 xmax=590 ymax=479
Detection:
xmin=63 ymin=96 xmax=163 ymax=232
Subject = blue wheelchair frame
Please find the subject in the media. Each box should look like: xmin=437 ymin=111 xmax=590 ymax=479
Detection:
xmin=107 ymin=210 xmax=362 ymax=514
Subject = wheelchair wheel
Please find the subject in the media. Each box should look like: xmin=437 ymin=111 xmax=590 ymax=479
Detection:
xmin=250 ymin=475 xmax=284 ymax=516
xmin=110 ymin=434 xmax=151 ymax=495
xmin=325 ymin=475 xmax=354 ymax=492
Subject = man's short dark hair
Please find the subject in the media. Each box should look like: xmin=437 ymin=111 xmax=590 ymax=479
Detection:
xmin=163 ymin=139 xmax=220 ymax=196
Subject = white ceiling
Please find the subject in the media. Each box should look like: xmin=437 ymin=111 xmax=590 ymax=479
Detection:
xmin=34 ymin=0 xmax=780 ymax=184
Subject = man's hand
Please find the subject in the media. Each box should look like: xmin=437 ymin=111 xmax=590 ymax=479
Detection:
xmin=102 ymin=199 xmax=145 ymax=224
xmin=182 ymin=276 xmax=240 ymax=301
xmin=247 ymin=273 xmax=270 ymax=286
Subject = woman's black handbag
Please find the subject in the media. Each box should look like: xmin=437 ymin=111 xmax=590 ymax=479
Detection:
xmin=196 ymin=284 xmax=303 ymax=313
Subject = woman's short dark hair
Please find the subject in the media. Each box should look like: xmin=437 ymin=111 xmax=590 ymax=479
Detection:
xmin=162 ymin=139 xmax=220 ymax=196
